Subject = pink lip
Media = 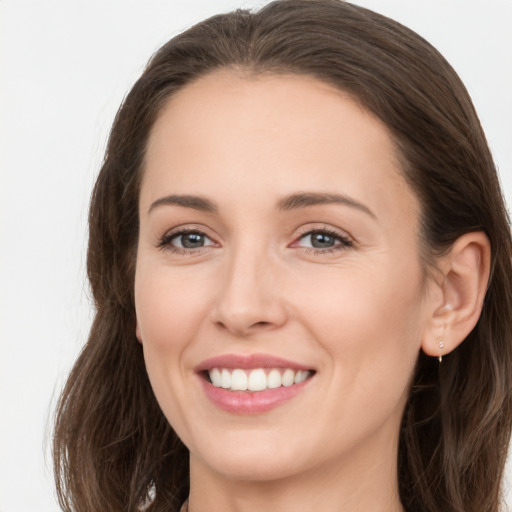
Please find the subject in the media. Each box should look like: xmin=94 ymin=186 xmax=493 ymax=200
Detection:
xmin=195 ymin=353 xmax=313 ymax=372
xmin=195 ymin=353 xmax=315 ymax=415
xmin=199 ymin=378 xmax=312 ymax=415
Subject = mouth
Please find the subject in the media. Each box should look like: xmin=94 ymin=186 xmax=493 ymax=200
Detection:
xmin=195 ymin=354 xmax=316 ymax=414
xmin=203 ymin=367 xmax=314 ymax=392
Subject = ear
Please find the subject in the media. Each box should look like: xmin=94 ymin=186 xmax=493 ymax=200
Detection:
xmin=135 ymin=320 xmax=143 ymax=344
xmin=421 ymin=232 xmax=490 ymax=359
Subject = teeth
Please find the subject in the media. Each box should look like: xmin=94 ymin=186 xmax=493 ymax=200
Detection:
xmin=247 ymin=368 xmax=267 ymax=391
xmin=210 ymin=368 xmax=222 ymax=387
xmin=282 ymin=369 xmax=295 ymax=387
xmin=208 ymin=367 xmax=311 ymax=392
xmin=267 ymin=369 xmax=282 ymax=389
xmin=221 ymin=369 xmax=231 ymax=389
xmin=294 ymin=370 xmax=309 ymax=384
xmin=231 ymin=369 xmax=247 ymax=391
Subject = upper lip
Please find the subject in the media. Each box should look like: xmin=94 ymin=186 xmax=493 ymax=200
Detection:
xmin=195 ymin=353 xmax=314 ymax=372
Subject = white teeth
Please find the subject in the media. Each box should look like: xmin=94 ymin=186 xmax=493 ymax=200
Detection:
xmin=267 ymin=369 xmax=282 ymax=389
xmin=247 ymin=368 xmax=267 ymax=391
xmin=208 ymin=367 xmax=311 ymax=392
xmin=282 ymin=369 xmax=295 ymax=387
xmin=210 ymin=368 xmax=222 ymax=387
xmin=231 ymin=369 xmax=248 ymax=391
xmin=294 ymin=370 xmax=309 ymax=384
xmin=221 ymin=369 xmax=231 ymax=389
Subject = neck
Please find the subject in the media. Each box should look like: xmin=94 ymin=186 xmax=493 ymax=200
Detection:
xmin=187 ymin=436 xmax=404 ymax=512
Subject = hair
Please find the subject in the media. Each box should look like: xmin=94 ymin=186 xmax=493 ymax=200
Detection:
xmin=53 ymin=1 xmax=512 ymax=511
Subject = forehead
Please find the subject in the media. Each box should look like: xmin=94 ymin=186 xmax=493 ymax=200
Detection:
xmin=147 ymin=71 xmax=393 ymax=159
xmin=142 ymin=70 xmax=419 ymax=226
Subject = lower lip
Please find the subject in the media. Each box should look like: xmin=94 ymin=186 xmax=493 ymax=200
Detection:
xmin=199 ymin=375 xmax=312 ymax=414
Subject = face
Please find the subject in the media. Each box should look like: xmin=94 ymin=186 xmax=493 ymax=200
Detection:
xmin=135 ymin=71 xmax=431 ymax=484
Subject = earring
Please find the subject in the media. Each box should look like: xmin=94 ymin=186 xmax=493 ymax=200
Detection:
xmin=438 ymin=340 xmax=445 ymax=363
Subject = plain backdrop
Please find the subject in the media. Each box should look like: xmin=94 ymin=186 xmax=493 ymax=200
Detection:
xmin=1 ymin=1 xmax=511 ymax=510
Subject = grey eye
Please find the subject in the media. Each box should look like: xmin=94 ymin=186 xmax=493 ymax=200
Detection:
xmin=294 ymin=229 xmax=352 ymax=251
xmin=172 ymin=232 xmax=211 ymax=248
xmin=307 ymin=232 xmax=337 ymax=248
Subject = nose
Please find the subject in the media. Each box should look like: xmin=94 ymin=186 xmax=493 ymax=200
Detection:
xmin=211 ymin=246 xmax=288 ymax=337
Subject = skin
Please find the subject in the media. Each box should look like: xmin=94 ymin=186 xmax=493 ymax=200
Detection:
xmin=134 ymin=71 xmax=488 ymax=512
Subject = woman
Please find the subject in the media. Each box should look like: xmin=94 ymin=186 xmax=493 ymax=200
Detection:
xmin=52 ymin=1 xmax=512 ymax=511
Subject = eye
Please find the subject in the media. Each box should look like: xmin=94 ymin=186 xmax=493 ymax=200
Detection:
xmin=172 ymin=231 xmax=211 ymax=249
xmin=300 ymin=232 xmax=338 ymax=249
xmin=158 ymin=229 xmax=216 ymax=251
xmin=293 ymin=229 xmax=353 ymax=251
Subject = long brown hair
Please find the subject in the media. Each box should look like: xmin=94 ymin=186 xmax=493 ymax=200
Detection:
xmin=53 ymin=1 xmax=512 ymax=511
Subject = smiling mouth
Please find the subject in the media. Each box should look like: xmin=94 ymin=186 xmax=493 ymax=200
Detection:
xmin=204 ymin=368 xmax=315 ymax=392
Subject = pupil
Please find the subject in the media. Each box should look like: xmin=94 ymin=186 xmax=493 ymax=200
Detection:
xmin=311 ymin=232 xmax=335 ymax=248
xmin=182 ymin=233 xmax=204 ymax=248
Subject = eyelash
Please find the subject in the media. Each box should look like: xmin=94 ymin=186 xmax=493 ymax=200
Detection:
xmin=157 ymin=229 xmax=215 ymax=255
xmin=157 ymin=226 xmax=354 ymax=255
xmin=294 ymin=227 xmax=354 ymax=254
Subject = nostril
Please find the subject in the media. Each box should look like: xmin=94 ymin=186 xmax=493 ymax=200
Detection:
xmin=213 ymin=319 xmax=273 ymax=336
xmin=254 ymin=321 xmax=270 ymax=327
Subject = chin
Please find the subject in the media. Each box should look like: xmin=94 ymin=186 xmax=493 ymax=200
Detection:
xmin=189 ymin=431 xmax=313 ymax=482
xmin=197 ymin=453 xmax=303 ymax=483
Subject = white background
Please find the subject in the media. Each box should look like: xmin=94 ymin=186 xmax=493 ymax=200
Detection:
xmin=1 ymin=1 xmax=511 ymax=510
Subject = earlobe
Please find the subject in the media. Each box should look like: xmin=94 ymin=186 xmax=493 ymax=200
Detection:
xmin=421 ymin=232 xmax=490 ymax=359
xmin=136 ymin=321 xmax=143 ymax=344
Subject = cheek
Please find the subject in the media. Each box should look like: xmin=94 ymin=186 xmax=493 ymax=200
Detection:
xmin=298 ymin=262 xmax=423 ymax=334
xmin=135 ymin=265 xmax=210 ymax=350
xmin=134 ymin=265 xmax=208 ymax=435
xmin=298 ymin=266 xmax=424 ymax=436
xmin=293 ymin=260 xmax=425 ymax=386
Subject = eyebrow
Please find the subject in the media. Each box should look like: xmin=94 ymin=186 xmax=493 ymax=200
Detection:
xmin=148 ymin=194 xmax=217 ymax=214
xmin=277 ymin=192 xmax=376 ymax=218
xmin=147 ymin=191 xmax=375 ymax=218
